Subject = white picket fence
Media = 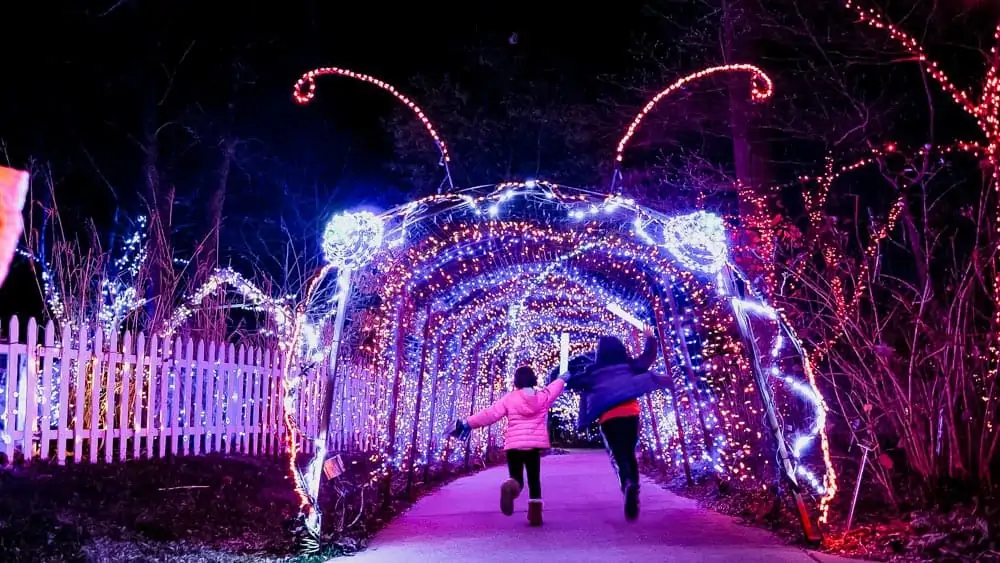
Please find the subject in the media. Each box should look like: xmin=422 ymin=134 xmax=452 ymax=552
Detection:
xmin=0 ymin=316 xmax=325 ymax=464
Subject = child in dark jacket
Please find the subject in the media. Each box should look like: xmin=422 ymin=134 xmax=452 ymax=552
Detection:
xmin=565 ymin=329 xmax=659 ymax=521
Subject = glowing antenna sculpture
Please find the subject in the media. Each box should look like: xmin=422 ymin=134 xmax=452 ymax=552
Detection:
xmin=608 ymin=62 xmax=823 ymax=537
xmin=293 ymin=66 xmax=454 ymax=192
xmin=614 ymin=64 xmax=774 ymax=166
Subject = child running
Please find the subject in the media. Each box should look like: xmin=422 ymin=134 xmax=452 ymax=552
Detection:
xmin=451 ymin=366 xmax=567 ymax=526
xmin=565 ymin=328 xmax=659 ymax=521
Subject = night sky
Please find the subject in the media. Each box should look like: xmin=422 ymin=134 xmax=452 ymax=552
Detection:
xmin=0 ymin=1 xmax=653 ymax=222
xmin=0 ymin=0 xmax=994 ymax=318
xmin=0 ymin=0 xmax=650 ymax=317
xmin=1 ymin=1 xmax=646 ymax=194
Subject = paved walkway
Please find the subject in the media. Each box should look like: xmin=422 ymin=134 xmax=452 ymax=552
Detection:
xmin=347 ymin=450 xmax=862 ymax=563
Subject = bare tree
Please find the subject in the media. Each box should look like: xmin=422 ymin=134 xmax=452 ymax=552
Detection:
xmin=387 ymin=33 xmax=621 ymax=191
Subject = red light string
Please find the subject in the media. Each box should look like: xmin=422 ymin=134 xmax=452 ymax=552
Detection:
xmin=845 ymin=1 xmax=1000 ymax=398
xmin=293 ymin=66 xmax=454 ymax=192
xmin=614 ymin=64 xmax=774 ymax=166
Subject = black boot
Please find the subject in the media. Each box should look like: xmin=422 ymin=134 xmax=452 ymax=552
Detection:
xmin=624 ymin=482 xmax=640 ymax=521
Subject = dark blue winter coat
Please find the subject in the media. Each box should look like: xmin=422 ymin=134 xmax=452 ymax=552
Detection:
xmin=565 ymin=335 xmax=666 ymax=430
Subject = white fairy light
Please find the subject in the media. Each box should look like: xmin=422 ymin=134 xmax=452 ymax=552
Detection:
xmin=322 ymin=211 xmax=384 ymax=268
xmin=658 ymin=211 xmax=729 ymax=274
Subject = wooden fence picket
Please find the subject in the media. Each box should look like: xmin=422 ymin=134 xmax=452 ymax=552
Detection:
xmin=145 ymin=333 xmax=159 ymax=459
xmin=56 ymin=323 xmax=72 ymax=464
xmin=72 ymin=324 xmax=86 ymax=463
xmin=263 ymin=349 xmax=274 ymax=455
xmin=195 ymin=339 xmax=207 ymax=456
xmin=274 ymin=351 xmax=284 ymax=454
xmin=237 ymin=346 xmax=247 ymax=454
xmin=133 ymin=332 xmax=147 ymax=460
xmin=224 ymin=343 xmax=236 ymax=453
xmin=89 ymin=328 xmax=103 ymax=463
xmin=118 ymin=331 xmax=132 ymax=463
xmin=157 ymin=334 xmax=171 ymax=459
xmin=23 ymin=318 xmax=38 ymax=460
xmin=180 ymin=337 xmax=194 ymax=456
xmin=170 ymin=337 xmax=182 ymax=457
xmin=2 ymin=317 xmax=19 ymax=456
xmin=104 ymin=329 xmax=118 ymax=463
xmin=39 ymin=321 xmax=55 ymax=461
xmin=210 ymin=341 xmax=222 ymax=452
xmin=248 ymin=348 xmax=260 ymax=455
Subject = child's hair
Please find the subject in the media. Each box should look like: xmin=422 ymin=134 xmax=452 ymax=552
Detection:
xmin=513 ymin=366 xmax=537 ymax=389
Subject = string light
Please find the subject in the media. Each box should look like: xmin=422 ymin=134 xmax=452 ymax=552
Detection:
xmin=615 ymin=64 xmax=774 ymax=164
xmin=342 ymin=185 xmax=836 ymax=513
xmin=322 ymin=211 xmax=384 ymax=268
xmin=845 ymin=1 xmax=1000 ymax=410
xmin=293 ymin=66 xmax=451 ymax=164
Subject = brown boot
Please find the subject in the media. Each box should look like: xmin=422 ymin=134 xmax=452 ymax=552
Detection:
xmin=500 ymin=478 xmax=521 ymax=516
xmin=527 ymin=499 xmax=543 ymax=526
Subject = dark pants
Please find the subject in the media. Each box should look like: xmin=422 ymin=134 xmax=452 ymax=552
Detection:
xmin=506 ymin=448 xmax=542 ymax=499
xmin=600 ymin=415 xmax=640 ymax=491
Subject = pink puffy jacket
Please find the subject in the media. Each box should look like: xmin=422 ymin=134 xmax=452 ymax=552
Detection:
xmin=466 ymin=379 xmax=565 ymax=450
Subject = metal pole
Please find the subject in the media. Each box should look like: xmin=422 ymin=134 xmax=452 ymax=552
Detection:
xmin=559 ymin=332 xmax=570 ymax=376
xmin=652 ymin=300 xmax=694 ymax=485
xmin=845 ymin=444 xmax=870 ymax=532
xmin=302 ymin=266 xmax=353 ymax=539
xmin=406 ymin=305 xmax=434 ymax=497
xmin=318 ymin=267 xmax=352 ymax=450
xmin=661 ymin=286 xmax=718 ymax=464
xmin=722 ymin=265 xmax=821 ymax=544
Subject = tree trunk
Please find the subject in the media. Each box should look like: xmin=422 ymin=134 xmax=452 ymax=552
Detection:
xmin=191 ymin=136 xmax=236 ymax=341
xmin=203 ymin=137 xmax=236 ymax=270
xmin=141 ymin=126 xmax=175 ymax=330
xmin=723 ymin=0 xmax=776 ymax=294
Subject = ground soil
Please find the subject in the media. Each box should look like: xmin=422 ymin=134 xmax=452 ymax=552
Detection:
xmin=643 ymin=467 xmax=1000 ymax=563
xmin=0 ymin=452 xmax=503 ymax=562
xmin=0 ymin=449 xmax=573 ymax=562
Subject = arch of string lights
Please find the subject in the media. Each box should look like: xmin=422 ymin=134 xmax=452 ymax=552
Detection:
xmin=343 ymin=178 xmax=835 ymax=501
xmin=167 ymin=62 xmax=836 ymax=549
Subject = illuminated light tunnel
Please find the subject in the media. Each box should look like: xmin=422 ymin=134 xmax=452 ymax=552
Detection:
xmin=168 ymin=64 xmax=835 ymax=551
xmin=316 ymin=181 xmax=837 ymax=533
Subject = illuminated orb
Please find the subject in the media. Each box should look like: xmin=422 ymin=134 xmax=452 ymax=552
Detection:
xmin=322 ymin=211 xmax=384 ymax=268
xmin=660 ymin=211 xmax=728 ymax=274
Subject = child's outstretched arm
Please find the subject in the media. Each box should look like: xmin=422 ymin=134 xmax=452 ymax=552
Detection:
xmin=629 ymin=331 xmax=659 ymax=374
xmin=538 ymin=378 xmax=566 ymax=410
xmin=466 ymin=395 xmax=508 ymax=429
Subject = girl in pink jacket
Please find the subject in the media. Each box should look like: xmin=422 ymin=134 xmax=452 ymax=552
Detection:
xmin=452 ymin=366 xmax=567 ymax=526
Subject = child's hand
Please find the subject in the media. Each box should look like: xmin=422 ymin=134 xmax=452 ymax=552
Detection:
xmin=643 ymin=326 xmax=655 ymax=339
xmin=448 ymin=419 xmax=471 ymax=440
